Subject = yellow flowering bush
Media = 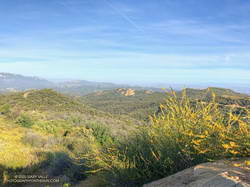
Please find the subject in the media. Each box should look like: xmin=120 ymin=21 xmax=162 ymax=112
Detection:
xmin=95 ymin=90 xmax=250 ymax=186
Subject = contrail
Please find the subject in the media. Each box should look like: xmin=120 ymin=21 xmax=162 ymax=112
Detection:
xmin=103 ymin=0 xmax=143 ymax=32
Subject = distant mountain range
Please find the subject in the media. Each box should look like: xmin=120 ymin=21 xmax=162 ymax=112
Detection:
xmin=0 ymin=72 xmax=161 ymax=95
xmin=56 ymin=80 xmax=129 ymax=95
xmin=0 ymin=72 xmax=125 ymax=94
xmin=0 ymin=72 xmax=249 ymax=96
xmin=0 ymin=73 xmax=54 ymax=92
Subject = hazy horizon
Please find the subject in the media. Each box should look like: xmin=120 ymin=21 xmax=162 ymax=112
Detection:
xmin=1 ymin=71 xmax=250 ymax=95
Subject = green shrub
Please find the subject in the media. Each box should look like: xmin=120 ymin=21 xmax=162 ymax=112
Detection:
xmin=16 ymin=114 xmax=34 ymax=128
xmin=0 ymin=104 xmax=10 ymax=115
xmin=62 ymin=126 xmax=100 ymax=156
xmin=33 ymin=120 xmax=71 ymax=135
xmin=86 ymin=122 xmax=115 ymax=146
xmin=63 ymin=183 xmax=71 ymax=187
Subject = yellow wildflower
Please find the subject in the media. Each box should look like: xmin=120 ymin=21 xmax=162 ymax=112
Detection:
xmin=199 ymin=135 xmax=206 ymax=139
xmin=244 ymin=161 xmax=250 ymax=166
xmin=233 ymin=163 xmax=241 ymax=167
xmin=198 ymin=150 xmax=208 ymax=154
xmin=159 ymin=104 xmax=165 ymax=109
xmin=222 ymin=144 xmax=230 ymax=149
xmin=229 ymin=141 xmax=238 ymax=148
xmin=229 ymin=150 xmax=239 ymax=155
xmin=192 ymin=139 xmax=202 ymax=145
xmin=191 ymin=113 xmax=196 ymax=118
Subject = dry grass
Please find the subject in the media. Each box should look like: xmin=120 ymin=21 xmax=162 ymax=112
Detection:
xmin=0 ymin=118 xmax=39 ymax=168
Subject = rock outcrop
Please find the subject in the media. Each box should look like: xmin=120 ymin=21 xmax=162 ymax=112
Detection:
xmin=116 ymin=88 xmax=135 ymax=96
xmin=144 ymin=90 xmax=153 ymax=94
xmin=144 ymin=159 xmax=250 ymax=187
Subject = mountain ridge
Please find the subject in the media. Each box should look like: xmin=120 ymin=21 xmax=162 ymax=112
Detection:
xmin=0 ymin=72 xmax=54 ymax=91
xmin=0 ymin=73 xmax=249 ymax=96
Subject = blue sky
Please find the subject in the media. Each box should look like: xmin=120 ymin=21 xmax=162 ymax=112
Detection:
xmin=0 ymin=0 xmax=250 ymax=86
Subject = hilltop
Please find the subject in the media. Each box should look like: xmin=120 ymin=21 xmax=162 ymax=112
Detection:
xmin=183 ymin=87 xmax=249 ymax=99
xmin=0 ymin=89 xmax=86 ymax=113
xmin=0 ymin=89 xmax=140 ymax=136
xmin=82 ymin=87 xmax=250 ymax=121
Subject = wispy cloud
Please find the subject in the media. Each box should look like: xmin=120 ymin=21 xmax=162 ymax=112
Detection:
xmin=145 ymin=19 xmax=250 ymax=44
xmin=103 ymin=0 xmax=143 ymax=32
xmin=0 ymin=0 xmax=250 ymax=85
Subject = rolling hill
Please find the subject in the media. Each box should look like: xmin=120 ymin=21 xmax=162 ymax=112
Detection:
xmin=82 ymin=87 xmax=250 ymax=121
xmin=0 ymin=89 xmax=140 ymax=135
xmin=182 ymin=87 xmax=249 ymax=99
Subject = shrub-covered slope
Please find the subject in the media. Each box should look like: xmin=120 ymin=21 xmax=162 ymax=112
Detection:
xmin=0 ymin=88 xmax=249 ymax=187
xmin=82 ymin=87 xmax=250 ymax=121
xmin=82 ymin=89 xmax=165 ymax=121
xmin=0 ymin=89 xmax=138 ymax=187
xmin=0 ymin=89 xmax=91 ymax=112
xmin=0 ymin=89 xmax=140 ymax=136
xmin=86 ymin=91 xmax=250 ymax=186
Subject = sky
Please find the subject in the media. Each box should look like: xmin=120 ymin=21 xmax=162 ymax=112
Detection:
xmin=0 ymin=0 xmax=250 ymax=86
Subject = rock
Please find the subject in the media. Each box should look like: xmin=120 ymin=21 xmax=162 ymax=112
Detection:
xmin=144 ymin=159 xmax=250 ymax=187
xmin=94 ymin=91 xmax=104 ymax=96
xmin=145 ymin=90 xmax=153 ymax=94
xmin=124 ymin=89 xmax=135 ymax=96
xmin=116 ymin=88 xmax=135 ymax=96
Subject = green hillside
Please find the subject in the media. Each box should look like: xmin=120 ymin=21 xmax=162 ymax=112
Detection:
xmin=0 ymin=88 xmax=249 ymax=187
xmin=0 ymin=89 xmax=141 ymax=136
xmin=0 ymin=89 xmax=87 ymax=113
xmin=182 ymin=87 xmax=249 ymax=99
xmin=82 ymin=89 xmax=165 ymax=121
xmin=82 ymin=87 xmax=250 ymax=121
xmin=0 ymin=89 xmax=142 ymax=186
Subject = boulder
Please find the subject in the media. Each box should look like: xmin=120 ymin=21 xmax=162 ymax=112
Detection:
xmin=144 ymin=159 xmax=250 ymax=187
